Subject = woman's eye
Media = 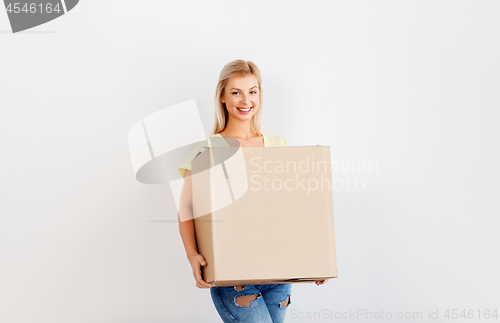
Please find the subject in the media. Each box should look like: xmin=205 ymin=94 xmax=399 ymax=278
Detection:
xmin=232 ymin=91 xmax=257 ymax=95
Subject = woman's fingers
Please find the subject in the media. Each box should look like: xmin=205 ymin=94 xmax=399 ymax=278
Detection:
xmin=198 ymin=255 xmax=207 ymax=266
xmin=315 ymin=279 xmax=329 ymax=285
xmin=193 ymin=258 xmax=215 ymax=288
xmin=195 ymin=273 xmax=214 ymax=288
xmin=196 ymin=279 xmax=214 ymax=288
xmin=194 ymin=268 xmax=212 ymax=287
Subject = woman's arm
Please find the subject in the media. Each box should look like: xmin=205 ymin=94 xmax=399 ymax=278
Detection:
xmin=178 ymin=169 xmax=214 ymax=288
xmin=178 ymin=169 xmax=198 ymax=255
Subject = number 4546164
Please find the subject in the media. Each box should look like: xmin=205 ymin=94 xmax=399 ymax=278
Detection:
xmin=444 ymin=309 xmax=498 ymax=320
xmin=6 ymin=3 xmax=62 ymax=14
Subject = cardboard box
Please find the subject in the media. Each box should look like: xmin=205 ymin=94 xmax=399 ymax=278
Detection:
xmin=191 ymin=145 xmax=337 ymax=286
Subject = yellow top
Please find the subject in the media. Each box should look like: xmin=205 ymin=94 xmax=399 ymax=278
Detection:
xmin=178 ymin=133 xmax=290 ymax=179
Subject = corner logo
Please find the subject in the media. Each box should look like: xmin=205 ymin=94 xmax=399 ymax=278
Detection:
xmin=3 ymin=0 xmax=79 ymax=33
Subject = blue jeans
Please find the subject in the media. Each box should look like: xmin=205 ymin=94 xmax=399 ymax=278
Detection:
xmin=210 ymin=283 xmax=292 ymax=323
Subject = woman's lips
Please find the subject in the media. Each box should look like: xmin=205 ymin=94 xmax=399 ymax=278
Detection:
xmin=237 ymin=106 xmax=253 ymax=114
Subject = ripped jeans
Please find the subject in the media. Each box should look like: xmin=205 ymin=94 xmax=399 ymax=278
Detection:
xmin=210 ymin=283 xmax=292 ymax=323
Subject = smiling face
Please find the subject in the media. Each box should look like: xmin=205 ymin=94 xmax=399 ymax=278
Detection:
xmin=221 ymin=73 xmax=260 ymax=121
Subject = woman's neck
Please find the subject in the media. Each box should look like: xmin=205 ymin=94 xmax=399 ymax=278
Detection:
xmin=219 ymin=119 xmax=259 ymax=140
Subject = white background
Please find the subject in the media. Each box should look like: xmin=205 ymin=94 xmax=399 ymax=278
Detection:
xmin=1 ymin=1 xmax=499 ymax=322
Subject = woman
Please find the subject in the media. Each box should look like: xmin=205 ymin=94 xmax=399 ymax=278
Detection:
xmin=178 ymin=59 xmax=328 ymax=323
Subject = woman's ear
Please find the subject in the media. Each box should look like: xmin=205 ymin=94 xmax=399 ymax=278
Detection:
xmin=221 ymin=96 xmax=225 ymax=104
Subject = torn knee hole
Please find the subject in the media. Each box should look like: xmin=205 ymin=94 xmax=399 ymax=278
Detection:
xmin=234 ymin=294 xmax=261 ymax=308
xmin=279 ymin=295 xmax=291 ymax=308
xmin=234 ymin=285 xmax=246 ymax=291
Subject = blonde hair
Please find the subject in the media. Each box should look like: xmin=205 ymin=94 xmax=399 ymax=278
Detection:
xmin=212 ymin=60 xmax=263 ymax=135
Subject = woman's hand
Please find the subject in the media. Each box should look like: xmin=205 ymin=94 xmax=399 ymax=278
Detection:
xmin=188 ymin=253 xmax=215 ymax=289
xmin=315 ymin=279 xmax=329 ymax=286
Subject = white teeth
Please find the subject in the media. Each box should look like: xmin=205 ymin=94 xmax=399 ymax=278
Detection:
xmin=238 ymin=107 xmax=252 ymax=112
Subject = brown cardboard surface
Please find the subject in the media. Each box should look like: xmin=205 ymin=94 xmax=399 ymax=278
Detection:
xmin=191 ymin=145 xmax=337 ymax=286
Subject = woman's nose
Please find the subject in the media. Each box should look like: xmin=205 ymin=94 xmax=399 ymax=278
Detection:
xmin=240 ymin=94 xmax=250 ymax=104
